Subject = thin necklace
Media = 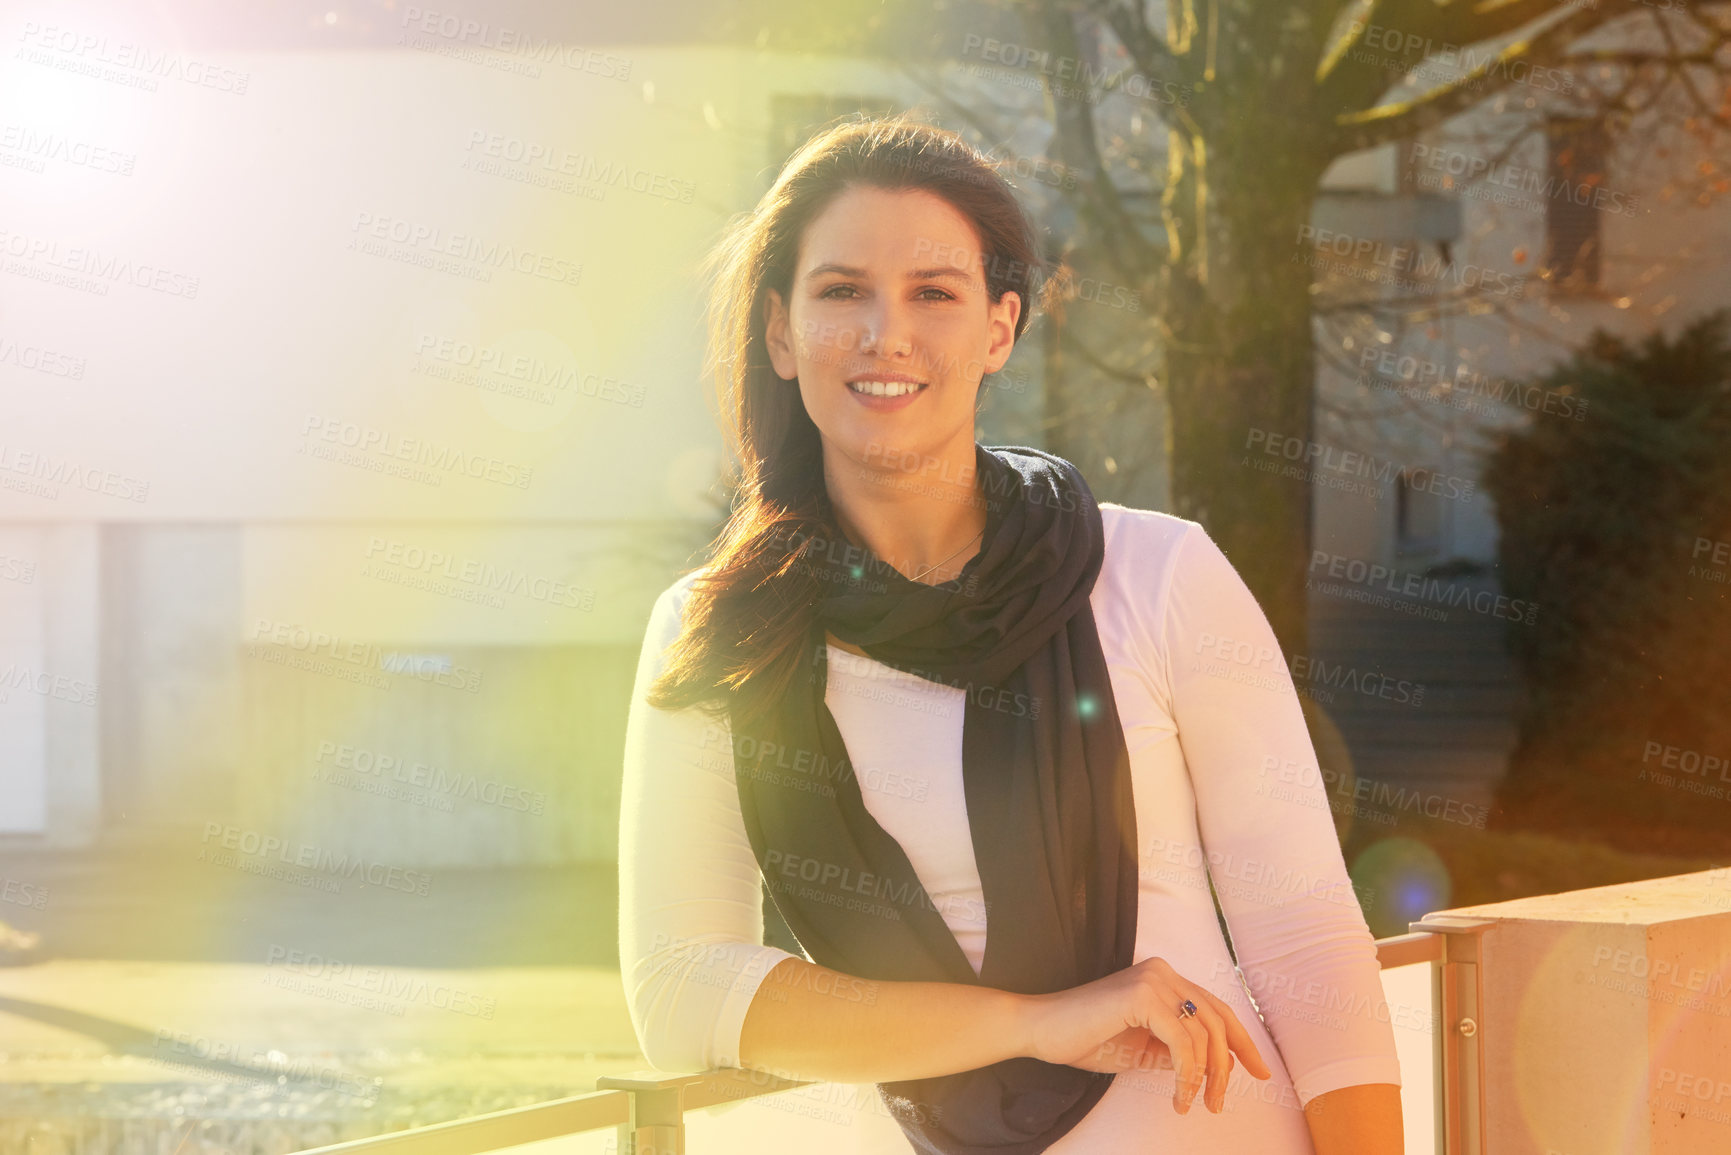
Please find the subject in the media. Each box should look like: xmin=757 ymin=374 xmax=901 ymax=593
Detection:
xmin=909 ymin=525 xmax=984 ymax=584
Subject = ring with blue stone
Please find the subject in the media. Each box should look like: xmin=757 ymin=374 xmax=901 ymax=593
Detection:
xmin=1178 ymin=998 xmax=1198 ymax=1019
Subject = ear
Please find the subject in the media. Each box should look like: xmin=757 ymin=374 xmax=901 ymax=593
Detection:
xmin=763 ymin=288 xmax=798 ymax=381
xmin=981 ymin=290 xmax=1022 ymax=376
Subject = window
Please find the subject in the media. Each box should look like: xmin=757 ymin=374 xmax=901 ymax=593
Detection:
xmin=1396 ymin=136 xmax=1423 ymax=194
xmin=1395 ymin=467 xmax=1446 ymax=555
xmin=1542 ymin=117 xmax=1607 ymax=294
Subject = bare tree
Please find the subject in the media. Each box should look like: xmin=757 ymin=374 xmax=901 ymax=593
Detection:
xmin=882 ymin=0 xmax=1731 ymax=655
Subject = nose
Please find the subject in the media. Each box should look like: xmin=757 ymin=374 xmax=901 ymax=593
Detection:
xmin=859 ymin=297 xmax=913 ymax=358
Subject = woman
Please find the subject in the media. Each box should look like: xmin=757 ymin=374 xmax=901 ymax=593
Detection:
xmin=619 ymin=114 xmax=1403 ymax=1153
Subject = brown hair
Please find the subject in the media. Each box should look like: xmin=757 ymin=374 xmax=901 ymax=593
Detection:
xmin=645 ymin=112 xmax=1059 ymax=733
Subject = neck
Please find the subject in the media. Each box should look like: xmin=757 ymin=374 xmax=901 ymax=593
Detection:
xmin=823 ymin=433 xmax=987 ymax=585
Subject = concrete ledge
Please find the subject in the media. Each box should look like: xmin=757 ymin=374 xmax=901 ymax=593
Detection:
xmin=1423 ymin=867 xmax=1731 ymax=1154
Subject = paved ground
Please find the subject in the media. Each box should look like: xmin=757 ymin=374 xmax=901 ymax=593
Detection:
xmin=1305 ymin=567 xmax=1521 ymax=818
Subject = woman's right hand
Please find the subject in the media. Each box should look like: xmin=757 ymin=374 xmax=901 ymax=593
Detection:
xmin=1020 ymin=955 xmax=1274 ymax=1115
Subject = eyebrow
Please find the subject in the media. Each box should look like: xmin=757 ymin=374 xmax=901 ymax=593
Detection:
xmin=805 ymin=263 xmax=978 ymax=285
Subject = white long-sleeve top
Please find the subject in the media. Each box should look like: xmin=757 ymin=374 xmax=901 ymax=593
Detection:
xmin=617 ymin=503 xmax=1402 ymax=1152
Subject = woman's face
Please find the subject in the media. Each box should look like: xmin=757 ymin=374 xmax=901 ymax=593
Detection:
xmin=764 ymin=184 xmax=1022 ymax=476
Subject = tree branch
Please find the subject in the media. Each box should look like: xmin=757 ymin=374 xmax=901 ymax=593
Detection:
xmin=1425 ymin=0 xmax=1580 ymax=47
xmin=1646 ymin=9 xmax=1731 ymax=129
xmin=1080 ymin=0 xmax=1194 ymax=81
xmin=1029 ymin=2 xmax=1170 ymax=274
xmin=885 ymin=57 xmax=1028 ymax=147
xmin=1314 ymin=0 xmax=1563 ymax=116
xmin=1325 ymin=0 xmax=1646 ymax=155
xmin=1056 ymin=322 xmax=1160 ymax=386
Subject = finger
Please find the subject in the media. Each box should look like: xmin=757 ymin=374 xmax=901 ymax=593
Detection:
xmin=1145 ymin=1003 xmax=1201 ymax=1114
xmin=1171 ymin=994 xmax=1231 ymax=1113
xmin=1173 ymin=1012 xmax=1209 ymax=1113
xmin=1193 ymin=987 xmax=1273 ymax=1080
xmin=1184 ymin=984 xmax=1272 ymax=1081
xmin=1195 ymin=1003 xmax=1233 ymax=1113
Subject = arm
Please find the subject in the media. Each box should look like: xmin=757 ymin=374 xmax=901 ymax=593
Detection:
xmin=1304 ymin=1082 xmax=1404 ymax=1154
xmin=742 ymin=951 xmax=1271 ymax=1104
xmin=618 ymin=580 xmax=803 ymax=1072
xmin=620 ymin=579 xmax=1032 ymax=1082
xmin=738 ymin=957 xmax=1033 ymax=1084
xmin=1152 ymin=523 xmax=1403 ymax=1150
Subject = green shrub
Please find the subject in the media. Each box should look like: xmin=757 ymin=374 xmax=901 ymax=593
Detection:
xmin=1480 ymin=309 xmax=1731 ymax=855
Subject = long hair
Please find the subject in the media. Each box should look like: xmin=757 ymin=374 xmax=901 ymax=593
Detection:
xmin=645 ymin=112 xmax=1059 ymax=734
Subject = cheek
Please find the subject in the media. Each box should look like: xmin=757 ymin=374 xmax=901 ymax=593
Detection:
xmin=794 ymin=314 xmax=869 ymax=366
xmin=798 ymin=330 xmax=843 ymax=369
xmin=924 ymin=321 xmax=990 ymax=377
xmin=796 ymin=376 xmax=826 ymax=414
xmin=798 ymin=377 xmax=852 ymax=430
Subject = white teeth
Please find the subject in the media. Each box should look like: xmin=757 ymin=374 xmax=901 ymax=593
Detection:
xmin=849 ymin=380 xmax=925 ymax=397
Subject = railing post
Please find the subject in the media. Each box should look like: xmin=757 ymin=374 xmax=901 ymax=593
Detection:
xmin=1410 ymin=915 xmax=1493 ymax=1155
xmin=596 ymin=1071 xmax=704 ymax=1155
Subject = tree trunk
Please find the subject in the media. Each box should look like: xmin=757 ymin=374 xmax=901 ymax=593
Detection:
xmin=1021 ymin=2 xmax=1333 ymax=657
xmin=1160 ymin=101 xmax=1330 ymax=659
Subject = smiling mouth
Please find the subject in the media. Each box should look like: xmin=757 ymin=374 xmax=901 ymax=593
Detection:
xmin=847 ymin=379 xmax=928 ymax=397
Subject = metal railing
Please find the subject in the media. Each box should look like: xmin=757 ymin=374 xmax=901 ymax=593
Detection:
xmin=291 ymin=927 xmax=1481 ymax=1155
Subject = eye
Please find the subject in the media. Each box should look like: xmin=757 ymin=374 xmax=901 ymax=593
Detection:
xmin=819 ymin=283 xmax=860 ymax=300
xmin=917 ymin=287 xmax=956 ymax=301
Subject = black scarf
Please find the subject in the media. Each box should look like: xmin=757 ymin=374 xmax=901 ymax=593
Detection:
xmin=731 ymin=444 xmax=1140 ymax=1154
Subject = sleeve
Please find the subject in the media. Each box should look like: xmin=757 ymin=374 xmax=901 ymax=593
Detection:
xmin=617 ymin=579 xmax=803 ymax=1073
xmin=1154 ymin=523 xmax=1403 ymax=1106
